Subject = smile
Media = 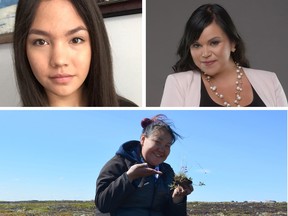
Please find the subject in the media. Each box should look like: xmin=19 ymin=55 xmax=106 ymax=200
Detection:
xmin=155 ymin=153 xmax=163 ymax=158
xmin=201 ymin=60 xmax=216 ymax=66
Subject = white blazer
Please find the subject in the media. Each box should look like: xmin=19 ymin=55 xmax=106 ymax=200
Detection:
xmin=160 ymin=68 xmax=288 ymax=107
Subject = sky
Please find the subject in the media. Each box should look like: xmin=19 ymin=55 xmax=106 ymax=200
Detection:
xmin=0 ymin=109 xmax=286 ymax=202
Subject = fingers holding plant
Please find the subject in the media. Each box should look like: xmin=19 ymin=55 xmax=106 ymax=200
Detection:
xmin=171 ymin=173 xmax=194 ymax=203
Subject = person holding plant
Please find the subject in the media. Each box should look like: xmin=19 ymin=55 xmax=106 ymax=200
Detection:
xmin=95 ymin=114 xmax=193 ymax=216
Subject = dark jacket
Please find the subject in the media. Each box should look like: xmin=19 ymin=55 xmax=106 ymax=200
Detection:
xmin=95 ymin=141 xmax=187 ymax=216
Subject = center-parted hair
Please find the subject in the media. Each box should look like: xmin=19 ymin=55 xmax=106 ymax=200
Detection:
xmin=13 ymin=0 xmax=119 ymax=106
xmin=141 ymin=114 xmax=182 ymax=144
xmin=173 ymin=3 xmax=250 ymax=72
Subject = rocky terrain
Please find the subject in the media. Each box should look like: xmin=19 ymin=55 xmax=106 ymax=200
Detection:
xmin=0 ymin=201 xmax=286 ymax=216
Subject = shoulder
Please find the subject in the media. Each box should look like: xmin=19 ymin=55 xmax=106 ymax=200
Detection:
xmin=98 ymin=155 xmax=135 ymax=182
xmin=244 ymin=67 xmax=287 ymax=106
xmin=161 ymin=70 xmax=202 ymax=107
xmin=244 ymin=67 xmax=282 ymax=90
xmin=101 ymin=154 xmax=128 ymax=171
xmin=117 ymin=96 xmax=138 ymax=107
xmin=167 ymin=70 xmax=199 ymax=80
xmin=165 ymin=70 xmax=201 ymax=87
xmin=244 ymin=68 xmax=278 ymax=80
xmin=161 ymin=162 xmax=174 ymax=174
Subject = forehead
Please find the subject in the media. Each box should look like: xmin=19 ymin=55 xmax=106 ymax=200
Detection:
xmin=31 ymin=0 xmax=86 ymax=32
xmin=150 ymin=128 xmax=173 ymax=143
xmin=198 ymin=21 xmax=229 ymax=41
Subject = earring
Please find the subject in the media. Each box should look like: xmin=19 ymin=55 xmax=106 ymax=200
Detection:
xmin=232 ymin=48 xmax=236 ymax=52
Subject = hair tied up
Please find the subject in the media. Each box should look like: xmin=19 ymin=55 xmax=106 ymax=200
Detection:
xmin=141 ymin=118 xmax=153 ymax=129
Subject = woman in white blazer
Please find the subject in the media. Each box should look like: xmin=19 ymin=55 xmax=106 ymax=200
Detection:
xmin=161 ymin=4 xmax=287 ymax=107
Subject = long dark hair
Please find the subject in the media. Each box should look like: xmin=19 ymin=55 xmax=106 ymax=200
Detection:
xmin=173 ymin=3 xmax=250 ymax=72
xmin=13 ymin=0 xmax=119 ymax=106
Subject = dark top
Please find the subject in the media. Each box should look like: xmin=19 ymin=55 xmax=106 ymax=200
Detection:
xmin=95 ymin=141 xmax=187 ymax=216
xmin=200 ymin=78 xmax=266 ymax=107
xmin=118 ymin=96 xmax=138 ymax=107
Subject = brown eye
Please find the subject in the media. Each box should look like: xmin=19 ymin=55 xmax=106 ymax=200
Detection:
xmin=191 ymin=43 xmax=201 ymax=49
xmin=71 ymin=37 xmax=84 ymax=44
xmin=210 ymin=40 xmax=220 ymax=46
xmin=33 ymin=39 xmax=48 ymax=46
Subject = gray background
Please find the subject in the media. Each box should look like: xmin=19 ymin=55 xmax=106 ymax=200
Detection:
xmin=146 ymin=0 xmax=288 ymax=106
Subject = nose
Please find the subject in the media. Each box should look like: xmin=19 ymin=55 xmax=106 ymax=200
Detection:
xmin=49 ymin=42 xmax=69 ymax=68
xmin=201 ymin=46 xmax=211 ymax=58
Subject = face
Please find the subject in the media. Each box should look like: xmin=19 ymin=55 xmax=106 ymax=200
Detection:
xmin=190 ymin=21 xmax=235 ymax=76
xmin=26 ymin=0 xmax=91 ymax=104
xmin=140 ymin=129 xmax=172 ymax=167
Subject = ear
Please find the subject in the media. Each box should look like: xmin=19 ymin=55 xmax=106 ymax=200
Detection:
xmin=140 ymin=135 xmax=146 ymax=146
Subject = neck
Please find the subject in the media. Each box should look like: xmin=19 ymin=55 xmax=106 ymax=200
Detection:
xmin=203 ymin=62 xmax=244 ymax=107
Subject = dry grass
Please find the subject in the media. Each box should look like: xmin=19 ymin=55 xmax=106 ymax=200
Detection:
xmin=0 ymin=201 xmax=286 ymax=216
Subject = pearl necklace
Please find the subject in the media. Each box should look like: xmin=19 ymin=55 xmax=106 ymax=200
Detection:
xmin=204 ymin=64 xmax=243 ymax=107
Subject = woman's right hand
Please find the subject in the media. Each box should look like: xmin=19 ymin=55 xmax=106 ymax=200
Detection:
xmin=126 ymin=163 xmax=162 ymax=182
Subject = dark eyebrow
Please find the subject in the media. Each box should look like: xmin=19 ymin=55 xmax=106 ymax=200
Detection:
xmin=152 ymin=136 xmax=172 ymax=145
xmin=28 ymin=29 xmax=50 ymax=37
xmin=193 ymin=36 xmax=221 ymax=44
xmin=28 ymin=26 xmax=88 ymax=37
xmin=208 ymin=37 xmax=221 ymax=42
xmin=65 ymin=26 xmax=88 ymax=36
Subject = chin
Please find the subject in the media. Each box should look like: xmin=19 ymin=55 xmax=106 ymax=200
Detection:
xmin=202 ymin=69 xmax=219 ymax=77
xmin=152 ymin=159 xmax=164 ymax=166
xmin=199 ymin=64 xmax=220 ymax=76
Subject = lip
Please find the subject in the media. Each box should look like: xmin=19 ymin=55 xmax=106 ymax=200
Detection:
xmin=201 ymin=60 xmax=217 ymax=66
xmin=50 ymin=74 xmax=74 ymax=84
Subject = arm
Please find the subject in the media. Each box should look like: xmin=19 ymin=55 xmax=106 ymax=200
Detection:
xmin=95 ymin=156 xmax=162 ymax=213
xmin=161 ymin=164 xmax=191 ymax=216
xmin=164 ymin=196 xmax=187 ymax=216
xmin=272 ymin=73 xmax=288 ymax=106
xmin=95 ymin=156 xmax=136 ymax=213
